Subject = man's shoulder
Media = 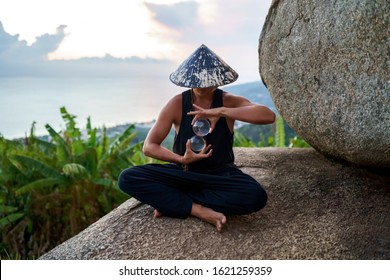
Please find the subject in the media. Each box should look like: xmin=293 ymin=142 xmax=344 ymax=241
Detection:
xmin=162 ymin=93 xmax=183 ymax=124
xmin=169 ymin=93 xmax=183 ymax=106
xmin=222 ymin=91 xmax=245 ymax=106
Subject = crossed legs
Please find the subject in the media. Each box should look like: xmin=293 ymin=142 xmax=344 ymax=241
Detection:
xmin=118 ymin=163 xmax=267 ymax=232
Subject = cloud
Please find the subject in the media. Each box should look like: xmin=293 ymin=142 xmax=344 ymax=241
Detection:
xmin=29 ymin=25 xmax=67 ymax=59
xmin=0 ymin=22 xmax=66 ymax=75
xmin=0 ymin=22 xmax=24 ymax=53
xmin=144 ymin=0 xmax=272 ymax=82
xmin=0 ymin=0 xmax=272 ymax=81
xmin=145 ymin=1 xmax=200 ymax=30
xmin=0 ymin=23 xmax=66 ymax=61
xmin=145 ymin=0 xmax=271 ymax=43
xmin=0 ymin=21 xmax=174 ymax=77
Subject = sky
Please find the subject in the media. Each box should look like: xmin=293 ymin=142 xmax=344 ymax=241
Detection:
xmin=0 ymin=0 xmax=272 ymax=82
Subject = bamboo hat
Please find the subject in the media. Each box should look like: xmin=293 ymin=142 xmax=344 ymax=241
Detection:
xmin=169 ymin=44 xmax=239 ymax=88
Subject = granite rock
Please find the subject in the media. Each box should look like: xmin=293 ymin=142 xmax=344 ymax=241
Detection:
xmin=259 ymin=0 xmax=390 ymax=168
xmin=39 ymin=148 xmax=390 ymax=260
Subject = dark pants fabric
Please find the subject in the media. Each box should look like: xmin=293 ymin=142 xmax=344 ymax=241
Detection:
xmin=118 ymin=163 xmax=267 ymax=219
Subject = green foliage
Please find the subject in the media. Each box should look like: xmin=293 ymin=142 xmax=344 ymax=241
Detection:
xmin=289 ymin=136 xmax=311 ymax=148
xmin=274 ymin=116 xmax=286 ymax=148
xmin=0 ymin=107 xmax=155 ymax=259
xmin=233 ymin=131 xmax=257 ymax=147
xmin=234 ymin=115 xmax=311 ymax=148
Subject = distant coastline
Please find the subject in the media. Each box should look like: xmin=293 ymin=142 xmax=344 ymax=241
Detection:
xmin=1 ymin=79 xmax=277 ymax=140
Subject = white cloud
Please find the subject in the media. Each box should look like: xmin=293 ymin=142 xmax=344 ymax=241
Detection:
xmin=0 ymin=23 xmax=66 ymax=75
xmin=0 ymin=0 xmax=176 ymax=60
xmin=145 ymin=0 xmax=272 ymax=81
xmin=0 ymin=22 xmax=175 ymax=77
xmin=0 ymin=0 xmax=272 ymax=81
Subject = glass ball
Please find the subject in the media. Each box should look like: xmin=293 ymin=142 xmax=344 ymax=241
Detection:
xmin=190 ymin=135 xmax=206 ymax=152
xmin=192 ymin=118 xmax=210 ymax=136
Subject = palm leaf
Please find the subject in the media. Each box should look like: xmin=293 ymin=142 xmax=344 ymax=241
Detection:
xmin=97 ymin=125 xmax=136 ymax=170
xmin=45 ymin=124 xmax=71 ymax=162
xmin=76 ymin=147 xmax=98 ymax=176
xmin=16 ymin=177 xmax=64 ymax=195
xmin=62 ymin=163 xmax=90 ymax=180
xmin=60 ymin=107 xmax=81 ymax=139
xmin=0 ymin=205 xmax=18 ymax=214
xmin=108 ymin=124 xmax=136 ymax=155
xmin=0 ymin=213 xmax=24 ymax=229
xmin=86 ymin=117 xmax=97 ymax=147
xmin=93 ymin=178 xmax=114 ymax=187
xmin=10 ymin=155 xmax=63 ymax=179
xmin=95 ymin=126 xmax=108 ymax=163
xmin=34 ymin=138 xmax=56 ymax=151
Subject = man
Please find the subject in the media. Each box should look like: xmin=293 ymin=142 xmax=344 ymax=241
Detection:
xmin=119 ymin=44 xmax=275 ymax=232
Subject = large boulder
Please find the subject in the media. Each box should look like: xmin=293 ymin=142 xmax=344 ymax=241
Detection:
xmin=258 ymin=0 xmax=390 ymax=168
xmin=39 ymin=148 xmax=390 ymax=260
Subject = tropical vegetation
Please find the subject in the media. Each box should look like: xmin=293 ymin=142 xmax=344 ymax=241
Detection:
xmin=0 ymin=107 xmax=157 ymax=259
xmin=233 ymin=115 xmax=310 ymax=148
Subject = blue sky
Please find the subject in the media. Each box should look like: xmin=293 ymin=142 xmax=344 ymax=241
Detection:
xmin=0 ymin=0 xmax=272 ymax=82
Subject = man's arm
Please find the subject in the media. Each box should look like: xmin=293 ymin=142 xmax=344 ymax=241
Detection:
xmin=188 ymin=93 xmax=276 ymax=131
xmin=143 ymin=95 xmax=183 ymax=164
xmin=220 ymin=93 xmax=276 ymax=124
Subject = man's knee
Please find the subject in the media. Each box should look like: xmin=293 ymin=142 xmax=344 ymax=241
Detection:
xmin=247 ymin=183 xmax=268 ymax=212
xmin=118 ymin=167 xmax=140 ymax=194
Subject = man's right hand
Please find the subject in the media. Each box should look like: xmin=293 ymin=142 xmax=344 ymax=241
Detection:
xmin=182 ymin=139 xmax=213 ymax=165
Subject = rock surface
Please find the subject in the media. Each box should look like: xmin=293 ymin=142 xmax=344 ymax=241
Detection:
xmin=39 ymin=148 xmax=390 ymax=260
xmin=258 ymin=0 xmax=390 ymax=168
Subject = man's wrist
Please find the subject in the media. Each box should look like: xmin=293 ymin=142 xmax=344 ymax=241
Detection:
xmin=219 ymin=107 xmax=227 ymax=117
xmin=181 ymin=156 xmax=189 ymax=171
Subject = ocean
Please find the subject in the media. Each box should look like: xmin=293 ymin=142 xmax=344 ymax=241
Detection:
xmin=0 ymin=77 xmax=179 ymax=139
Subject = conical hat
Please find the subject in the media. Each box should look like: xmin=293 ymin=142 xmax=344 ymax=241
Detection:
xmin=169 ymin=44 xmax=239 ymax=88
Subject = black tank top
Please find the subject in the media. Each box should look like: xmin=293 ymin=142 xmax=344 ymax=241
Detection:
xmin=173 ymin=88 xmax=235 ymax=172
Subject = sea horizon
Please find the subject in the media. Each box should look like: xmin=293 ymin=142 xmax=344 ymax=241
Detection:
xmin=0 ymin=76 xmax=264 ymax=139
xmin=0 ymin=76 xmax=179 ymax=139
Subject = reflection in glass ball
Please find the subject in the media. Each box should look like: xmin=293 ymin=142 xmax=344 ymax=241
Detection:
xmin=190 ymin=135 xmax=206 ymax=152
xmin=192 ymin=118 xmax=210 ymax=136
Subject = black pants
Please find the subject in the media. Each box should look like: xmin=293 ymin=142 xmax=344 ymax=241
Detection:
xmin=118 ymin=163 xmax=267 ymax=219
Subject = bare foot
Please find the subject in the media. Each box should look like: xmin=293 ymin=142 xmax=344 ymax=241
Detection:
xmin=191 ymin=203 xmax=227 ymax=232
xmin=154 ymin=209 xmax=163 ymax=219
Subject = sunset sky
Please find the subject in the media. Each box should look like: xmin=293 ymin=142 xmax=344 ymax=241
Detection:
xmin=0 ymin=0 xmax=272 ymax=82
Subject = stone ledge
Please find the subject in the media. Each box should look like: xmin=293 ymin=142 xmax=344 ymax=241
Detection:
xmin=40 ymin=148 xmax=390 ymax=260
